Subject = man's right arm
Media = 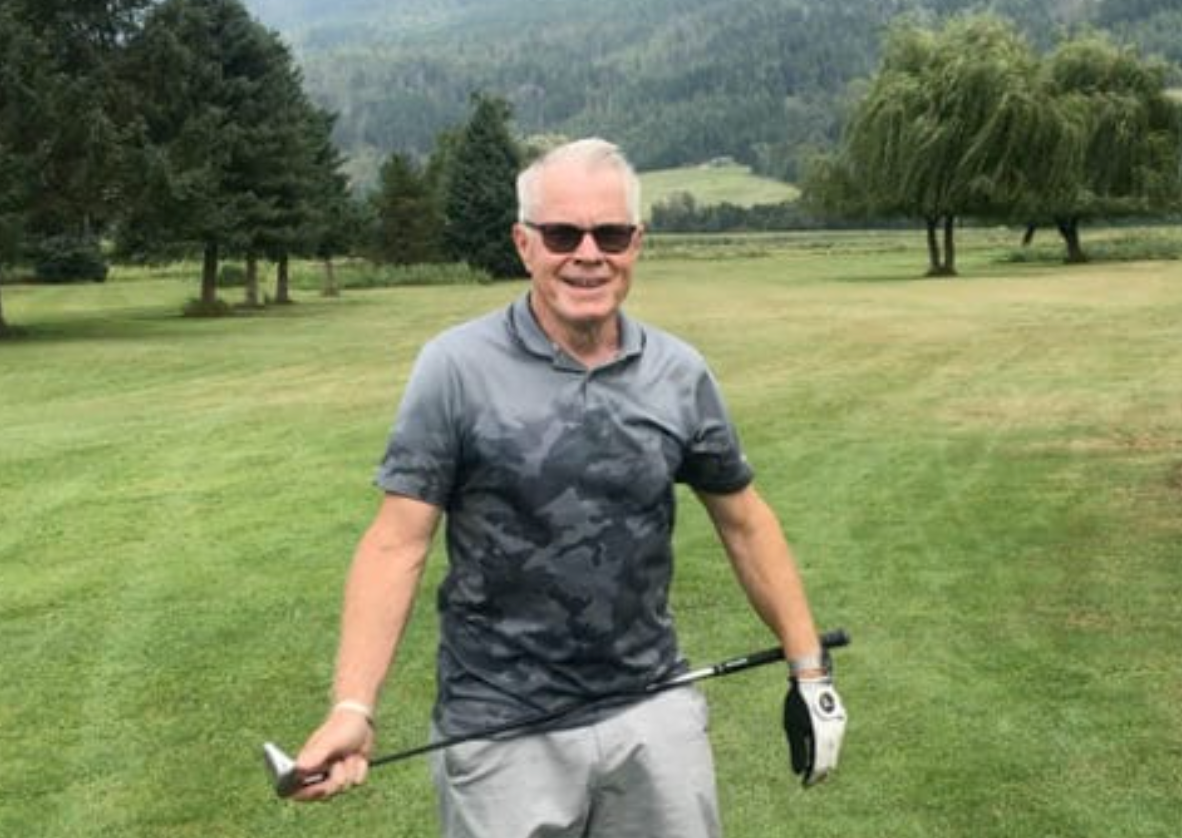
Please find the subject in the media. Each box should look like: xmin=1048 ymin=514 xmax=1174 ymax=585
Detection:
xmin=291 ymin=492 xmax=441 ymax=801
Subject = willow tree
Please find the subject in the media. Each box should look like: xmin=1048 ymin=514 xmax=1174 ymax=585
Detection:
xmin=816 ymin=16 xmax=1053 ymax=276
xmin=1031 ymin=35 xmax=1182 ymax=263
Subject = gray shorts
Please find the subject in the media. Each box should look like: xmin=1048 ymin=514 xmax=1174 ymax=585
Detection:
xmin=430 ymin=686 xmax=723 ymax=838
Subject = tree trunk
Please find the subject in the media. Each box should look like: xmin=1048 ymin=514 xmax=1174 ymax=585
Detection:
xmin=0 ymin=281 xmax=9 ymax=336
xmin=201 ymin=242 xmax=219 ymax=306
xmin=274 ymin=253 xmax=292 ymax=304
xmin=925 ymin=216 xmax=941 ymax=275
xmin=1022 ymin=224 xmax=1037 ymax=246
xmin=1055 ymin=217 xmax=1088 ymax=264
xmin=942 ymin=214 xmax=958 ymax=276
xmin=321 ymin=257 xmax=340 ymax=297
xmin=924 ymin=215 xmax=958 ymax=277
xmin=244 ymin=252 xmax=261 ymax=307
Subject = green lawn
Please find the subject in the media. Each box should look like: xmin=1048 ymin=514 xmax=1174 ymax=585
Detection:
xmin=639 ymin=162 xmax=800 ymax=219
xmin=2 ymin=230 xmax=1180 ymax=837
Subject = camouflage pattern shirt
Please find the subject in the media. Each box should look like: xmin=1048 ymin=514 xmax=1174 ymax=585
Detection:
xmin=376 ymin=294 xmax=754 ymax=736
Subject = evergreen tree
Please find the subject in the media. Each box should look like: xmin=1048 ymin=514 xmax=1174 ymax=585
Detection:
xmin=0 ymin=4 xmax=49 ymax=333
xmin=119 ymin=0 xmax=313 ymax=312
xmin=301 ymin=109 xmax=358 ymax=297
xmin=238 ymin=39 xmax=331 ymax=307
xmin=3 ymin=0 xmax=149 ymax=244
xmin=372 ymin=153 xmax=444 ymax=265
xmin=443 ymin=94 xmax=523 ymax=279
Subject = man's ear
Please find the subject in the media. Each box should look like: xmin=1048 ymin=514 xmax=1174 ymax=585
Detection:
xmin=512 ymin=223 xmax=533 ymax=268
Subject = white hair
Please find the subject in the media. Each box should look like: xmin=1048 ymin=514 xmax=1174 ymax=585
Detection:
xmin=516 ymin=138 xmax=642 ymax=225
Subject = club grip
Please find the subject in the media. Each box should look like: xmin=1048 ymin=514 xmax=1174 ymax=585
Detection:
xmin=820 ymin=628 xmax=851 ymax=650
xmin=712 ymin=628 xmax=851 ymax=676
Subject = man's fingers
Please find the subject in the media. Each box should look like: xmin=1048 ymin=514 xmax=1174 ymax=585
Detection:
xmin=288 ymin=754 xmax=369 ymax=802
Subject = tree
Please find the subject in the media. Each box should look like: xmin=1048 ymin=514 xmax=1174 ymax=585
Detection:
xmin=1028 ymin=34 xmax=1182 ymax=262
xmin=371 ymin=152 xmax=444 ymax=264
xmin=3 ymin=0 xmax=150 ymax=246
xmin=806 ymin=16 xmax=1057 ymax=276
xmin=119 ymin=0 xmax=316 ymax=313
xmin=442 ymin=94 xmax=523 ymax=279
xmin=0 ymin=4 xmax=50 ymax=334
xmin=300 ymin=109 xmax=358 ymax=298
xmin=238 ymin=46 xmax=340 ymax=307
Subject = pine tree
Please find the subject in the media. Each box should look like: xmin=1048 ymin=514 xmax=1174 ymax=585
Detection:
xmin=3 ymin=0 xmax=149 ymax=243
xmin=300 ymin=109 xmax=357 ymax=298
xmin=443 ymin=94 xmax=524 ymax=279
xmin=120 ymin=0 xmax=316 ymax=312
xmin=372 ymin=152 xmax=444 ymax=265
xmin=0 ymin=4 xmax=49 ymax=333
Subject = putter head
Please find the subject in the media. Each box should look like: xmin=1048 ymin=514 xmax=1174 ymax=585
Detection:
xmin=262 ymin=741 xmax=304 ymax=798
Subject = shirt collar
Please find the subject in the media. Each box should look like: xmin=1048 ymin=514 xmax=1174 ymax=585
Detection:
xmin=507 ymin=293 xmax=644 ymax=369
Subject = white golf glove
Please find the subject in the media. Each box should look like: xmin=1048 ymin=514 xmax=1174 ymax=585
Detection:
xmin=783 ymin=675 xmax=847 ymax=786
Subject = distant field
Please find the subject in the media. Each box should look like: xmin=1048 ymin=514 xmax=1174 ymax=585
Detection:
xmin=2 ymin=229 xmax=1180 ymax=837
xmin=639 ymin=162 xmax=800 ymax=218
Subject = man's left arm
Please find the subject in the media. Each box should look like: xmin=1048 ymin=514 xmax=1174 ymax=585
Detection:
xmin=696 ymin=484 xmax=822 ymax=664
xmin=697 ymin=484 xmax=847 ymax=786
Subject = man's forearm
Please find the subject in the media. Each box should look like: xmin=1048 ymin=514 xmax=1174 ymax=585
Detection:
xmin=332 ymin=500 xmax=435 ymax=707
xmin=701 ymin=487 xmax=822 ymax=660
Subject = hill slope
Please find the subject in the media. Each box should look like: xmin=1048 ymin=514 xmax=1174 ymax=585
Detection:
xmin=242 ymin=0 xmax=1180 ymax=186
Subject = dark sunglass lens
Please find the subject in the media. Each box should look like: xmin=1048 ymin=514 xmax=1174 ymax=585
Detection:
xmin=540 ymin=224 xmax=583 ymax=252
xmin=591 ymin=225 xmax=635 ymax=253
xmin=530 ymin=222 xmax=635 ymax=253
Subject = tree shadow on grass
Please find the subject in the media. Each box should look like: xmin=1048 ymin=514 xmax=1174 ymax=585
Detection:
xmin=0 ymin=296 xmax=336 ymax=346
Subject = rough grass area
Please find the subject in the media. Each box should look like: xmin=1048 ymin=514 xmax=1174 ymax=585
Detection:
xmin=1 ymin=229 xmax=1180 ymax=837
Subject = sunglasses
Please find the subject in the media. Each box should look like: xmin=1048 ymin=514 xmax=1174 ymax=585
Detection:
xmin=523 ymin=221 xmax=638 ymax=254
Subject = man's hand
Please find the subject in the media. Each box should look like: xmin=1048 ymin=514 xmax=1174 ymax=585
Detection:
xmin=783 ymin=675 xmax=847 ymax=787
xmin=290 ymin=710 xmax=375 ymax=802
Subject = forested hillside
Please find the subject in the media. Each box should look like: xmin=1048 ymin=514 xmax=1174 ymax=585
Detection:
xmin=247 ymin=0 xmax=1180 ymax=187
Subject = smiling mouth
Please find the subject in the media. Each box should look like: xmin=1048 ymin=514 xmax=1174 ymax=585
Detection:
xmin=561 ymin=276 xmax=609 ymax=289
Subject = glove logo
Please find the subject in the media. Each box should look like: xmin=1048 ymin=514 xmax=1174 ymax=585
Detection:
xmin=819 ymin=691 xmax=836 ymax=714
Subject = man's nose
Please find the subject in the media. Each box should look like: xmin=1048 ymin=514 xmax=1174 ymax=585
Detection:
xmin=571 ymin=230 xmax=604 ymax=260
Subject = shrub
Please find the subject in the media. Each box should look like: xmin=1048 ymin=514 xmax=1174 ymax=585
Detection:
xmin=33 ymin=235 xmax=108 ymax=283
xmin=182 ymin=297 xmax=234 ymax=318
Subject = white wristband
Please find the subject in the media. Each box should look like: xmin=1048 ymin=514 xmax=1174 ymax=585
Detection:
xmin=332 ymin=699 xmax=375 ymax=724
xmin=789 ymin=654 xmax=826 ymax=677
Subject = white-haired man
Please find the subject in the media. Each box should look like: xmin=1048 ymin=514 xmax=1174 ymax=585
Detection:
xmin=290 ymin=138 xmax=845 ymax=837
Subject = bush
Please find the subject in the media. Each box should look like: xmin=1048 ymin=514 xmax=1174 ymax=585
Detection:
xmin=33 ymin=235 xmax=109 ymax=283
xmin=182 ymin=297 xmax=234 ymax=318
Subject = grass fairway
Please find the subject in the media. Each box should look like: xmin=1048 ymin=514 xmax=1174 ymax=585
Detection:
xmin=1 ymin=230 xmax=1180 ymax=837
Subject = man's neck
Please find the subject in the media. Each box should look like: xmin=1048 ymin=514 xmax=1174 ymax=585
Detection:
xmin=530 ymin=299 xmax=620 ymax=369
xmin=559 ymin=321 xmax=619 ymax=368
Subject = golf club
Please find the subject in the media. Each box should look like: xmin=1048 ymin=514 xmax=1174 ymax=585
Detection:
xmin=263 ymin=627 xmax=850 ymax=797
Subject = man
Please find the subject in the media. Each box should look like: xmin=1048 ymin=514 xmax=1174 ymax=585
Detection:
xmin=291 ymin=138 xmax=845 ymax=836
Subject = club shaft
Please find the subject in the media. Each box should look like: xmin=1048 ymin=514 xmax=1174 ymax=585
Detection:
xmin=371 ymin=628 xmax=849 ymax=767
xmin=288 ymin=628 xmax=851 ymax=790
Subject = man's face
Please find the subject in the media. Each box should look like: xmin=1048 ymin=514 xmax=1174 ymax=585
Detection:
xmin=513 ymin=161 xmax=643 ymax=339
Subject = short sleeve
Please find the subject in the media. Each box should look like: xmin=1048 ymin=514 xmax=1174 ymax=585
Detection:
xmin=674 ymin=367 xmax=754 ymax=494
xmin=374 ymin=340 xmax=463 ymax=508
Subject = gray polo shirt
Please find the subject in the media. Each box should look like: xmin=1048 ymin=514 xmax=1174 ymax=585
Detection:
xmin=376 ymin=293 xmax=753 ymax=736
